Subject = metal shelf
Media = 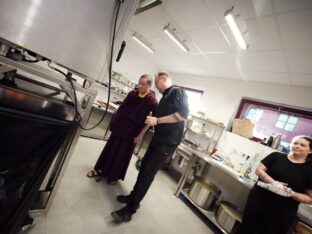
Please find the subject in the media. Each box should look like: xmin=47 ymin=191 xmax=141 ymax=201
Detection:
xmin=190 ymin=114 xmax=224 ymax=126
xmin=177 ymin=144 xmax=255 ymax=189
xmin=110 ymin=87 xmax=127 ymax=97
xmin=112 ymin=77 xmax=136 ymax=89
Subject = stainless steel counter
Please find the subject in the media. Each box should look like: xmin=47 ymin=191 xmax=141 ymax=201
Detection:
xmin=81 ymin=104 xmax=154 ymax=159
xmin=175 ymin=143 xmax=312 ymax=228
xmin=178 ymin=144 xmax=254 ymax=188
xmin=298 ymin=204 xmax=312 ymax=226
xmin=80 ymin=104 xmax=116 ymax=140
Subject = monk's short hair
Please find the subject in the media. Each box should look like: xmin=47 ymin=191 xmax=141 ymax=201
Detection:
xmin=155 ymin=71 xmax=171 ymax=80
xmin=140 ymin=74 xmax=153 ymax=86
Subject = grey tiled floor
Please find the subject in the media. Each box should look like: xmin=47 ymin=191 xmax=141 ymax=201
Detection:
xmin=29 ymin=137 xmax=215 ymax=234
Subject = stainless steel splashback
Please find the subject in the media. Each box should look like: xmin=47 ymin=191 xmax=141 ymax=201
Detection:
xmin=0 ymin=0 xmax=139 ymax=81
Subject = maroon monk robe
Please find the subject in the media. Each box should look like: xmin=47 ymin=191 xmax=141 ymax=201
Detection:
xmin=94 ymin=90 xmax=158 ymax=182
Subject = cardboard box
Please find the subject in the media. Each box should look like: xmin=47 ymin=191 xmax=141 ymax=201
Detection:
xmin=232 ymin=119 xmax=255 ymax=139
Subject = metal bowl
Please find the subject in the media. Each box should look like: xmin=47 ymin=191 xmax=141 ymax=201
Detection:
xmin=215 ymin=201 xmax=242 ymax=234
xmin=188 ymin=178 xmax=221 ymax=211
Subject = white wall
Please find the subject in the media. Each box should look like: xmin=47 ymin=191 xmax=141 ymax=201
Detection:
xmin=110 ymin=51 xmax=312 ymax=128
xmin=112 ymin=47 xmax=158 ymax=84
xmin=172 ymin=73 xmax=312 ymax=126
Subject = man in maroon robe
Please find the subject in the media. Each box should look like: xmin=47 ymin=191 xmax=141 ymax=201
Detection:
xmin=87 ymin=74 xmax=158 ymax=184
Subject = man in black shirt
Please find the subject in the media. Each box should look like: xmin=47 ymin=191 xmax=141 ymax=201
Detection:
xmin=111 ymin=72 xmax=189 ymax=223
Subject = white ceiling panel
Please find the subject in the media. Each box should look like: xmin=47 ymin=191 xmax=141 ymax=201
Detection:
xmin=129 ymin=15 xmax=159 ymax=38
xmin=181 ymin=53 xmax=216 ymax=69
xmin=209 ymin=53 xmax=245 ymax=70
xmin=245 ymin=16 xmax=283 ymax=50
xmin=189 ymin=26 xmax=233 ymax=52
xmin=162 ymin=0 xmax=215 ymax=31
xmin=148 ymin=36 xmax=180 ymax=54
xmin=240 ymin=51 xmax=289 ymax=72
xmin=220 ymin=69 xmax=251 ymax=80
xmin=201 ymin=0 xmax=234 ymax=25
xmin=134 ymin=6 xmax=171 ymax=36
xmin=273 ymin=0 xmax=312 ymax=13
xmin=286 ymin=49 xmax=312 ymax=73
xmin=121 ymin=1 xmax=312 ymax=88
xmin=248 ymin=71 xmax=291 ymax=84
xmin=179 ymin=67 xmax=222 ymax=78
xmin=277 ymin=8 xmax=312 ymax=49
xmin=235 ymin=0 xmax=274 ymax=19
xmin=290 ymin=73 xmax=312 ymax=87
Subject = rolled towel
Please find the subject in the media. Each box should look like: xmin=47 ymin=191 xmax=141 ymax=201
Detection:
xmin=257 ymin=180 xmax=294 ymax=197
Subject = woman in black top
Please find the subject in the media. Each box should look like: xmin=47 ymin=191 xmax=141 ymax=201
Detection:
xmin=239 ymin=135 xmax=312 ymax=234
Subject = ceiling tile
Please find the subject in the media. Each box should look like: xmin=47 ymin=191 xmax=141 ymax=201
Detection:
xmin=188 ymin=68 xmax=222 ymax=78
xmin=240 ymin=51 xmax=289 ymax=72
xmin=148 ymin=36 xmax=180 ymax=54
xmin=277 ymin=8 xmax=312 ymax=49
xmin=286 ymin=49 xmax=312 ymax=73
xmin=124 ymin=0 xmax=312 ymax=87
xmin=189 ymin=26 xmax=233 ymax=52
xmin=219 ymin=69 xmax=251 ymax=80
xmin=209 ymin=53 xmax=245 ymax=70
xmin=182 ymin=53 xmax=217 ymax=69
xmin=162 ymin=0 xmax=216 ymax=31
xmin=131 ymin=6 xmax=170 ymax=37
xmin=201 ymin=0 xmax=233 ymax=24
xmin=248 ymin=71 xmax=291 ymax=84
xmin=170 ymin=66 xmax=212 ymax=76
xmin=290 ymin=73 xmax=312 ymax=87
xmin=245 ymin=16 xmax=283 ymax=50
xmin=130 ymin=15 xmax=159 ymax=38
xmin=235 ymin=0 xmax=274 ymax=19
xmin=273 ymin=0 xmax=312 ymax=13
xmin=125 ymin=34 xmax=157 ymax=56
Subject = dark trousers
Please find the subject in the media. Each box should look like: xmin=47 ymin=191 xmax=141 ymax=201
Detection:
xmin=127 ymin=140 xmax=177 ymax=213
xmin=239 ymin=185 xmax=298 ymax=234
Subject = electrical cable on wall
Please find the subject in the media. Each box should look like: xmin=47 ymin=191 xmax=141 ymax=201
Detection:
xmin=79 ymin=0 xmax=123 ymax=130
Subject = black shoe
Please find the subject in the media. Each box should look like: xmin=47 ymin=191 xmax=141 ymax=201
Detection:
xmin=116 ymin=195 xmax=130 ymax=204
xmin=116 ymin=195 xmax=140 ymax=209
xmin=111 ymin=207 xmax=132 ymax=223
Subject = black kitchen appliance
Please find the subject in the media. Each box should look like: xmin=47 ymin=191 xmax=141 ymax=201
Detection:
xmin=0 ymin=74 xmax=76 ymax=234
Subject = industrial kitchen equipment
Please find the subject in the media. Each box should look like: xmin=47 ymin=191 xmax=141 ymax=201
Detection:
xmin=0 ymin=1 xmax=140 ymax=233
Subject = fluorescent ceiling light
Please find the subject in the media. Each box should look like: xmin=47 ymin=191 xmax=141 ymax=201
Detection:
xmin=132 ymin=33 xmax=155 ymax=54
xmin=224 ymin=9 xmax=248 ymax=50
xmin=163 ymin=24 xmax=189 ymax=52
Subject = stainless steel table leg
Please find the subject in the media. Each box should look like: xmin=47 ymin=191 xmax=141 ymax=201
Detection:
xmin=175 ymin=153 xmax=197 ymax=197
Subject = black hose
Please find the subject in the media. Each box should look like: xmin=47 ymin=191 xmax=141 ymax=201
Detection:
xmin=52 ymin=0 xmax=123 ymax=130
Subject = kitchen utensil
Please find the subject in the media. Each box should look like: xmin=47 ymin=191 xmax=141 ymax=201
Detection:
xmin=215 ymin=201 xmax=242 ymax=234
xmin=188 ymin=178 xmax=221 ymax=211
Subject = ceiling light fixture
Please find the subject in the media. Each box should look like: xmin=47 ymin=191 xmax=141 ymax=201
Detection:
xmin=132 ymin=32 xmax=155 ymax=54
xmin=163 ymin=24 xmax=189 ymax=52
xmin=224 ymin=8 xmax=248 ymax=50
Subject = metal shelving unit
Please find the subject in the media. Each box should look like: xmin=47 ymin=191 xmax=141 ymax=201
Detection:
xmin=173 ymin=115 xmax=229 ymax=233
xmin=174 ymin=114 xmax=225 ymax=194
xmin=183 ymin=114 xmax=225 ymax=154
